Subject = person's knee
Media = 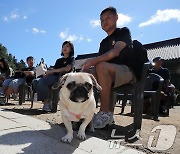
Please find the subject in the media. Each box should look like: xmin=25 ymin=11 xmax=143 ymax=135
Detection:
xmin=95 ymin=62 xmax=107 ymax=71
xmin=38 ymin=79 xmax=44 ymax=87
xmin=38 ymin=78 xmax=48 ymax=89
xmin=8 ymin=80 xmax=14 ymax=89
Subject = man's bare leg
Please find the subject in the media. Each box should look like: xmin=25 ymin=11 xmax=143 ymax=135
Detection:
xmin=5 ymin=87 xmax=13 ymax=98
xmin=95 ymin=62 xmax=115 ymax=112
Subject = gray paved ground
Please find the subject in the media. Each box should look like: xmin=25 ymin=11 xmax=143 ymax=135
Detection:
xmin=1 ymin=99 xmax=180 ymax=154
xmin=0 ymin=108 xmax=145 ymax=154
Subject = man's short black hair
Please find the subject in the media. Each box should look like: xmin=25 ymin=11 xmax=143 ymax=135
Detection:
xmin=26 ymin=56 xmax=34 ymax=62
xmin=100 ymin=7 xmax=117 ymax=16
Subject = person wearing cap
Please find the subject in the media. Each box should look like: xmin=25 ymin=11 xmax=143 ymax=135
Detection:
xmin=152 ymin=57 xmax=170 ymax=81
xmin=150 ymin=56 xmax=175 ymax=114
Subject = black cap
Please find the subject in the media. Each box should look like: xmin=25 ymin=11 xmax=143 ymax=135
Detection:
xmin=153 ymin=57 xmax=164 ymax=62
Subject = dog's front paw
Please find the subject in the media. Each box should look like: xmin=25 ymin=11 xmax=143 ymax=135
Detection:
xmin=77 ymin=131 xmax=86 ymax=140
xmin=61 ymin=134 xmax=73 ymax=143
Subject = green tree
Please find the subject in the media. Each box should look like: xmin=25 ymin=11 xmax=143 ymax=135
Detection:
xmin=0 ymin=43 xmax=26 ymax=71
xmin=7 ymin=53 xmax=16 ymax=70
xmin=16 ymin=59 xmax=26 ymax=70
xmin=0 ymin=43 xmax=8 ymax=59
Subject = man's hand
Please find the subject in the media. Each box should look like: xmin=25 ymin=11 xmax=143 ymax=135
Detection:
xmin=44 ymin=70 xmax=54 ymax=76
xmin=15 ymin=70 xmax=23 ymax=73
xmin=44 ymin=65 xmax=72 ymax=77
xmin=81 ymin=58 xmax=97 ymax=71
xmin=64 ymin=65 xmax=72 ymax=72
xmin=23 ymin=71 xmax=34 ymax=76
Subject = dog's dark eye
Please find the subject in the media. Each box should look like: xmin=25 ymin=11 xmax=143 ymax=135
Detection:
xmin=85 ymin=82 xmax=92 ymax=91
xmin=67 ymin=81 xmax=76 ymax=90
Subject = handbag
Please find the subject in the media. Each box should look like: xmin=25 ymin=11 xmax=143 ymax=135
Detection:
xmin=36 ymin=58 xmax=47 ymax=78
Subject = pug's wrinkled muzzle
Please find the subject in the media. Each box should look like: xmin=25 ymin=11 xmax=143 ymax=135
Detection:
xmin=70 ymin=86 xmax=89 ymax=103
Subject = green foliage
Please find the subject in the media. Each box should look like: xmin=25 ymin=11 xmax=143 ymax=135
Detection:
xmin=0 ymin=43 xmax=26 ymax=71
xmin=0 ymin=44 xmax=8 ymax=59
xmin=17 ymin=59 xmax=26 ymax=70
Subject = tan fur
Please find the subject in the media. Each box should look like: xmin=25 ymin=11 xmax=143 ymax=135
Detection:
xmin=59 ymin=72 xmax=101 ymax=143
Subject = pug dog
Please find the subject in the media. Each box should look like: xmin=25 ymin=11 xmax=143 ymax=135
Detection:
xmin=53 ymin=72 xmax=101 ymax=143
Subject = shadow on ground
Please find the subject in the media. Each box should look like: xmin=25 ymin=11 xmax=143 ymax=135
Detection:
xmin=0 ymin=122 xmax=82 ymax=154
xmin=3 ymin=108 xmax=47 ymax=116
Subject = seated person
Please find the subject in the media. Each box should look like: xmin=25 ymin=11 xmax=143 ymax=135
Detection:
xmin=81 ymin=7 xmax=137 ymax=129
xmin=0 ymin=58 xmax=12 ymax=86
xmin=33 ymin=41 xmax=75 ymax=112
xmin=150 ymin=56 xmax=175 ymax=113
xmin=0 ymin=56 xmax=35 ymax=98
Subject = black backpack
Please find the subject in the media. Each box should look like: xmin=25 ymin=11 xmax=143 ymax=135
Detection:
xmin=132 ymin=40 xmax=149 ymax=80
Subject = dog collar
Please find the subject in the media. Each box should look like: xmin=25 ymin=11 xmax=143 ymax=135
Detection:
xmin=65 ymin=105 xmax=82 ymax=120
xmin=75 ymin=114 xmax=81 ymax=120
xmin=70 ymin=111 xmax=81 ymax=120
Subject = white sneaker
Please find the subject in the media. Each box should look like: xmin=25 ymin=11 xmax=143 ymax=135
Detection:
xmin=42 ymin=103 xmax=51 ymax=112
xmin=0 ymin=91 xmax=5 ymax=98
xmin=93 ymin=111 xmax=114 ymax=129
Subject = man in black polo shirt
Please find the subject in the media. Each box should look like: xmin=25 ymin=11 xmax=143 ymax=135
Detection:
xmin=82 ymin=7 xmax=137 ymax=129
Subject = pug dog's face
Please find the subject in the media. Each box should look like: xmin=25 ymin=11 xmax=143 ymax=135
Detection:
xmin=53 ymin=72 xmax=101 ymax=103
xmin=66 ymin=80 xmax=92 ymax=103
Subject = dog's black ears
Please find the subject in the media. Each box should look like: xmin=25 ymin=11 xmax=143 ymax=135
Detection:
xmin=89 ymin=74 xmax=102 ymax=91
xmin=52 ymin=74 xmax=69 ymax=90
